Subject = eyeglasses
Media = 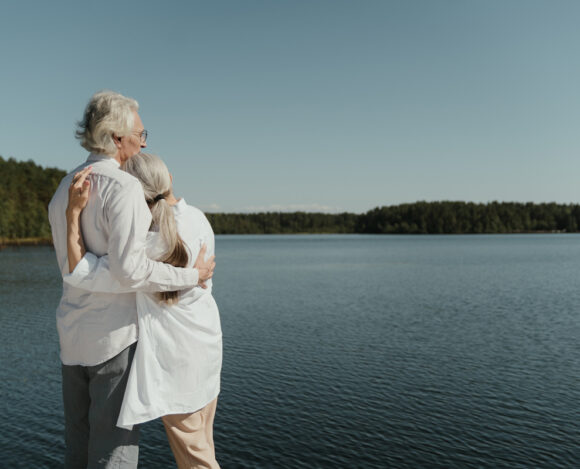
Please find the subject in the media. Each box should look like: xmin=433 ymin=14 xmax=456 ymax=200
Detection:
xmin=134 ymin=129 xmax=148 ymax=143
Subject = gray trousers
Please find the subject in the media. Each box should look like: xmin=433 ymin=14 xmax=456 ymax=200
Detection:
xmin=61 ymin=343 xmax=140 ymax=469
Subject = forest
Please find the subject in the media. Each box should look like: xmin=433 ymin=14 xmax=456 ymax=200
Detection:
xmin=1 ymin=156 xmax=579 ymax=241
xmin=0 ymin=156 xmax=66 ymax=240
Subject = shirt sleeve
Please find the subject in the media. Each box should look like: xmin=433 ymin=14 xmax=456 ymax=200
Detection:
xmin=105 ymin=178 xmax=198 ymax=291
xmin=63 ymin=252 xmax=133 ymax=293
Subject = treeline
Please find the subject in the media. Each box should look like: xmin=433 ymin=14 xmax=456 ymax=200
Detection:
xmin=207 ymin=202 xmax=580 ymax=234
xmin=207 ymin=212 xmax=358 ymax=234
xmin=2 ymin=156 xmax=580 ymax=239
xmin=0 ymin=156 xmax=66 ymax=239
xmin=354 ymin=201 xmax=580 ymax=234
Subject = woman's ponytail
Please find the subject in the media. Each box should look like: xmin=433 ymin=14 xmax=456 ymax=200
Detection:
xmin=123 ymin=153 xmax=189 ymax=304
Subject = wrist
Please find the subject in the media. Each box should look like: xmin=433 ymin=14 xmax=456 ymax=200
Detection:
xmin=66 ymin=207 xmax=82 ymax=219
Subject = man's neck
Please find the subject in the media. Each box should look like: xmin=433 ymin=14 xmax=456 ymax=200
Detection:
xmin=166 ymin=192 xmax=179 ymax=206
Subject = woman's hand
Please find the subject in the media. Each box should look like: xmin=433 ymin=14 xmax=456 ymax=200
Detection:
xmin=66 ymin=166 xmax=92 ymax=218
xmin=66 ymin=166 xmax=91 ymax=273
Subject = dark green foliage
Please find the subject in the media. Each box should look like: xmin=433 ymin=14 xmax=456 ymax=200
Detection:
xmin=1 ymin=157 xmax=579 ymax=237
xmin=208 ymin=201 xmax=580 ymax=234
xmin=356 ymin=201 xmax=579 ymax=234
xmin=0 ymin=156 xmax=66 ymax=238
xmin=207 ymin=212 xmax=358 ymax=234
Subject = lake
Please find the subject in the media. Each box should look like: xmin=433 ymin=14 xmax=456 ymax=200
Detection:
xmin=0 ymin=235 xmax=579 ymax=468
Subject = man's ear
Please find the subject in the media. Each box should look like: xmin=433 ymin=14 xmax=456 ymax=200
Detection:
xmin=170 ymin=173 xmax=173 ymax=183
xmin=113 ymin=135 xmax=122 ymax=148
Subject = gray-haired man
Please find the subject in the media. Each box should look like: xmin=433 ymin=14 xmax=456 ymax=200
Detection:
xmin=49 ymin=91 xmax=214 ymax=468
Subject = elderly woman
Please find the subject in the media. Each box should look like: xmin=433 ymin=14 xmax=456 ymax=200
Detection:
xmin=65 ymin=154 xmax=222 ymax=469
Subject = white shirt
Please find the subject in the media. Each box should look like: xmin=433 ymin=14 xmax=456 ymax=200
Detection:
xmin=64 ymin=199 xmax=222 ymax=428
xmin=48 ymin=154 xmax=198 ymax=366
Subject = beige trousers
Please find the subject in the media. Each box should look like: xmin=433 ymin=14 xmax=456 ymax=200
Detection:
xmin=162 ymin=399 xmax=220 ymax=469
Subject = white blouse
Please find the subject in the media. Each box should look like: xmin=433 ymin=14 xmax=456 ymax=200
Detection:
xmin=64 ymin=199 xmax=222 ymax=429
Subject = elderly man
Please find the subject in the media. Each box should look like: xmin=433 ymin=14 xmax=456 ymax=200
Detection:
xmin=48 ymin=91 xmax=214 ymax=468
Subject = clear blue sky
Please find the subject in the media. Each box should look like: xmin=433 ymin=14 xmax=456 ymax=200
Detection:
xmin=2 ymin=0 xmax=580 ymax=213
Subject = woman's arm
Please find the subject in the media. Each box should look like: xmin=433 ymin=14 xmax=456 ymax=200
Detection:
xmin=66 ymin=166 xmax=91 ymax=273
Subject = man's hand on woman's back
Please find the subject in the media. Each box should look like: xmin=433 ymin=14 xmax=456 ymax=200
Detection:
xmin=194 ymin=244 xmax=215 ymax=289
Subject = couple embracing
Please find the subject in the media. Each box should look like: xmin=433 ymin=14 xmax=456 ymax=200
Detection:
xmin=49 ymin=91 xmax=222 ymax=468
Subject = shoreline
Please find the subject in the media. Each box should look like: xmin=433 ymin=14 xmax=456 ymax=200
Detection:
xmin=0 ymin=237 xmax=53 ymax=248
xmin=0 ymin=231 xmax=572 ymax=248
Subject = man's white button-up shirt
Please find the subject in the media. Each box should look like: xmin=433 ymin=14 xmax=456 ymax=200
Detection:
xmin=49 ymin=153 xmax=198 ymax=366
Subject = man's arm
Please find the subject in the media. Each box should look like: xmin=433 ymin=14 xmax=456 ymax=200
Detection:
xmin=66 ymin=168 xmax=214 ymax=292
xmin=105 ymin=177 xmax=213 ymax=291
xmin=64 ymin=247 xmax=211 ymax=293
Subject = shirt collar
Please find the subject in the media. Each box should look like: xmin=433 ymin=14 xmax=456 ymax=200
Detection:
xmin=86 ymin=153 xmax=120 ymax=168
xmin=173 ymin=198 xmax=187 ymax=214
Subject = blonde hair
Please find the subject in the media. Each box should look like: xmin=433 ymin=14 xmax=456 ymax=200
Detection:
xmin=123 ymin=153 xmax=189 ymax=304
xmin=76 ymin=90 xmax=139 ymax=157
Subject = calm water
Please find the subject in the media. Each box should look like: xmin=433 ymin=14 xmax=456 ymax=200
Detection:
xmin=1 ymin=235 xmax=579 ymax=468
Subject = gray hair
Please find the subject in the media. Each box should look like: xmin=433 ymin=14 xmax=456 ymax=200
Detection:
xmin=122 ymin=153 xmax=189 ymax=304
xmin=75 ymin=90 xmax=139 ymax=157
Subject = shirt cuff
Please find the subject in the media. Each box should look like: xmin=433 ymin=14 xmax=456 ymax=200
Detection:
xmin=63 ymin=253 xmax=97 ymax=287
xmin=187 ymin=267 xmax=200 ymax=287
